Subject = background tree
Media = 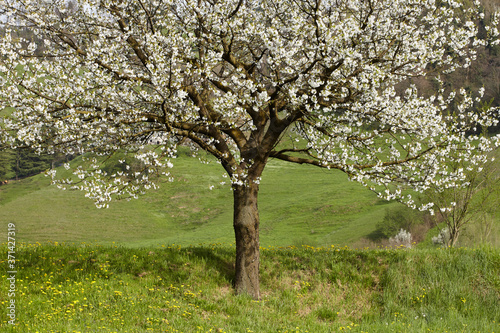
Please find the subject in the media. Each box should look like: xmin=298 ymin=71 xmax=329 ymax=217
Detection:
xmin=0 ymin=149 xmax=15 ymax=181
xmin=426 ymin=146 xmax=500 ymax=247
xmin=0 ymin=147 xmax=68 ymax=181
xmin=1 ymin=0 xmax=499 ymax=299
xmin=13 ymin=148 xmax=53 ymax=179
xmin=375 ymin=204 xmax=424 ymax=240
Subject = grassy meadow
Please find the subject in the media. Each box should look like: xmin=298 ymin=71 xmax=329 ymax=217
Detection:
xmin=0 ymin=242 xmax=499 ymax=332
xmin=0 ymin=153 xmax=399 ymax=248
xmin=1 ymin=153 xmax=500 ymax=332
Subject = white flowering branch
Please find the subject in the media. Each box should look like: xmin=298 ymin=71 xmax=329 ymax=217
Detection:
xmin=0 ymin=0 xmax=498 ymax=208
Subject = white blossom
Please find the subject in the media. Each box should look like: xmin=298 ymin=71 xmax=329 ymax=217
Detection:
xmin=0 ymin=0 xmax=498 ymax=208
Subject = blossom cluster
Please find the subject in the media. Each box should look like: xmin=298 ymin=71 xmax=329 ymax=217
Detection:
xmin=0 ymin=0 xmax=498 ymax=207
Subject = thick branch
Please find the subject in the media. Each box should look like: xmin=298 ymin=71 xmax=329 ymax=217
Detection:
xmin=109 ymin=6 xmax=151 ymax=70
xmin=270 ymin=144 xmax=437 ymax=172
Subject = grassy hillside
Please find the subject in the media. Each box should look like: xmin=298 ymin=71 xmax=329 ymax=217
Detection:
xmin=0 ymin=154 xmax=399 ymax=248
xmin=0 ymin=243 xmax=498 ymax=332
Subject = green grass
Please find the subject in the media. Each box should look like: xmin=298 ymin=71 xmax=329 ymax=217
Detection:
xmin=0 ymin=154 xmax=399 ymax=248
xmin=1 ymin=151 xmax=499 ymax=332
xmin=0 ymin=242 xmax=498 ymax=332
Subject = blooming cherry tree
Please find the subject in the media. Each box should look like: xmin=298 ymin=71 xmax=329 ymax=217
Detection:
xmin=1 ymin=0 xmax=499 ymax=298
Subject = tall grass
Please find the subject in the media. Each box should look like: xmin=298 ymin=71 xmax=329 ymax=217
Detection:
xmin=0 ymin=242 xmax=498 ymax=332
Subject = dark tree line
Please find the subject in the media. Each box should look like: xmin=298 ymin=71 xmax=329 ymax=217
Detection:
xmin=0 ymin=148 xmax=69 ymax=182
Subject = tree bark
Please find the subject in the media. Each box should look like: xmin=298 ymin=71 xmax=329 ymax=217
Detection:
xmin=233 ymin=182 xmax=260 ymax=299
xmin=448 ymin=227 xmax=460 ymax=247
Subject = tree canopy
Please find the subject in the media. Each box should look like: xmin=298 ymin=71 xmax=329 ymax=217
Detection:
xmin=1 ymin=0 xmax=499 ymax=298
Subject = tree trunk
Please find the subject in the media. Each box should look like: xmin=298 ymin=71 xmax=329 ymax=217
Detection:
xmin=448 ymin=227 xmax=460 ymax=247
xmin=233 ymin=182 xmax=260 ymax=299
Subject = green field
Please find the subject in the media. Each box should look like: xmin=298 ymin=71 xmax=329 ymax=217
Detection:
xmin=0 ymin=243 xmax=499 ymax=332
xmin=1 ymin=153 xmax=500 ymax=332
xmin=0 ymin=154 xmax=399 ymax=248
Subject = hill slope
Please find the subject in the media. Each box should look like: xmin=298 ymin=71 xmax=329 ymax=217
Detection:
xmin=0 ymin=156 xmax=398 ymax=247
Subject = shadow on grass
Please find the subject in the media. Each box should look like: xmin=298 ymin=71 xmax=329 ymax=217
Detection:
xmin=16 ymin=243 xmax=236 ymax=288
xmin=182 ymin=246 xmax=236 ymax=283
xmin=16 ymin=243 xmax=399 ymax=291
xmin=115 ymin=246 xmax=237 ymax=286
xmin=365 ymin=228 xmax=387 ymax=242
